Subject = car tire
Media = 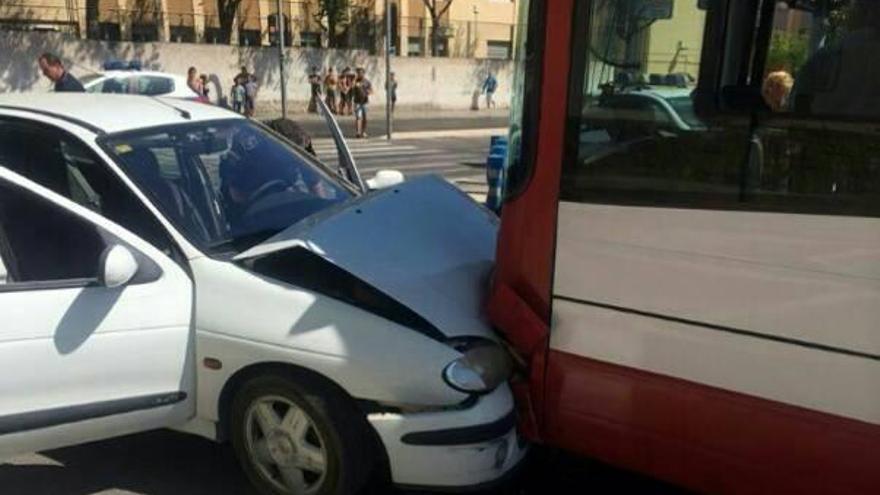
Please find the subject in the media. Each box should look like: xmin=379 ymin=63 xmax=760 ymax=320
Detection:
xmin=230 ymin=373 xmax=376 ymax=495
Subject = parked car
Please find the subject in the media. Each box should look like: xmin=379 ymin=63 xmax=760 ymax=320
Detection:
xmin=0 ymin=94 xmax=525 ymax=494
xmin=596 ymin=86 xmax=705 ymax=133
xmin=81 ymin=69 xmax=198 ymax=100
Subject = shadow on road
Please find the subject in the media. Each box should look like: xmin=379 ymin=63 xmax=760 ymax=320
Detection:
xmin=0 ymin=430 xmax=254 ymax=495
xmin=0 ymin=431 xmax=689 ymax=495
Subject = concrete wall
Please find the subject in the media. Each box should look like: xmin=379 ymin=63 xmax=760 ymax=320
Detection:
xmin=0 ymin=31 xmax=512 ymax=112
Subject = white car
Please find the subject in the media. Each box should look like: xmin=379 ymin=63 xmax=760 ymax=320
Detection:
xmin=0 ymin=94 xmax=525 ymax=494
xmin=81 ymin=70 xmax=199 ymax=100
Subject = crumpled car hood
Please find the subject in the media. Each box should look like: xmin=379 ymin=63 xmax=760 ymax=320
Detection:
xmin=236 ymin=175 xmax=499 ymax=339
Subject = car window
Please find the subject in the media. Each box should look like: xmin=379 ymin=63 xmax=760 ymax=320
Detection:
xmin=0 ymin=180 xmax=106 ymax=284
xmin=98 ymin=76 xmax=132 ymax=94
xmin=136 ymin=76 xmax=175 ymax=96
xmin=666 ymin=96 xmax=703 ymax=129
xmin=81 ymin=74 xmax=105 ymax=93
xmin=104 ymin=119 xmax=354 ymax=254
xmin=0 ymin=119 xmax=182 ymax=261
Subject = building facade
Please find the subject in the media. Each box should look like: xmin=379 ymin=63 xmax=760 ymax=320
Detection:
xmin=0 ymin=0 xmax=518 ymax=58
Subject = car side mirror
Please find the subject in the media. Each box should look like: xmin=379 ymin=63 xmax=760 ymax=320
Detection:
xmin=365 ymin=169 xmax=405 ymax=190
xmin=99 ymin=245 xmax=139 ymax=288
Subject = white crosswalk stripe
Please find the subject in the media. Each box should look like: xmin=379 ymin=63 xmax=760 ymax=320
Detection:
xmin=311 ymin=137 xmax=488 ymax=194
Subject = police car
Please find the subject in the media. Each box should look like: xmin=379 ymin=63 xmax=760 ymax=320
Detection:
xmin=80 ymin=61 xmax=199 ymax=100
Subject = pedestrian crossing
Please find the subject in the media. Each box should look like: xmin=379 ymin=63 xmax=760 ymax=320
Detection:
xmin=311 ymin=137 xmax=488 ymax=199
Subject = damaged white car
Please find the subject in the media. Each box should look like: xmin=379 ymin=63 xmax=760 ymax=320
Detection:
xmin=0 ymin=94 xmax=526 ymax=494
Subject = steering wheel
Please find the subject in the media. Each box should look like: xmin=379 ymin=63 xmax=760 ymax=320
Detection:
xmin=246 ymin=180 xmax=289 ymax=205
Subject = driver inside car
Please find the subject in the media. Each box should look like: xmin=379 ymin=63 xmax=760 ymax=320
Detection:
xmin=219 ymin=128 xmax=337 ymax=231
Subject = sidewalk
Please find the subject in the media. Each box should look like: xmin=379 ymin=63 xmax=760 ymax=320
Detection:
xmin=255 ymin=106 xmax=510 ymax=138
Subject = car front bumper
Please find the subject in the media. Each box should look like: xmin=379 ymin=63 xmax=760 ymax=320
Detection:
xmin=367 ymin=385 xmax=528 ymax=489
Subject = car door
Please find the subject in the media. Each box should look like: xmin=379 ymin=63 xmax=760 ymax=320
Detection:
xmin=0 ymin=166 xmax=195 ymax=458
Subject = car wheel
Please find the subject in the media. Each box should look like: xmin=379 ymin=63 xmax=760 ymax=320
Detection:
xmin=230 ymin=374 xmax=375 ymax=495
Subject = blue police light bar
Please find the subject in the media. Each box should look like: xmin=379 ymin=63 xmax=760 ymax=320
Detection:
xmin=102 ymin=60 xmax=142 ymax=71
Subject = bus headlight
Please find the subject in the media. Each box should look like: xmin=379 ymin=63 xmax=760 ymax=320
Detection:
xmin=442 ymin=339 xmax=514 ymax=394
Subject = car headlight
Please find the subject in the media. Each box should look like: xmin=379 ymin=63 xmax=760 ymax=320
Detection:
xmin=442 ymin=338 xmax=514 ymax=394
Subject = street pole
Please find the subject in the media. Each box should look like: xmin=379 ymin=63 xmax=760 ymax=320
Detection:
xmin=473 ymin=5 xmax=479 ymax=57
xmin=277 ymin=0 xmax=288 ymax=118
xmin=385 ymin=0 xmax=393 ymax=141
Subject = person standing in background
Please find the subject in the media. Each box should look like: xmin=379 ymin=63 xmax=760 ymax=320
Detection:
xmin=37 ymin=53 xmax=84 ymax=92
xmin=308 ymin=66 xmax=321 ymax=113
xmin=338 ymin=67 xmax=352 ymax=115
xmin=352 ymin=67 xmax=373 ymax=138
xmin=482 ymin=72 xmax=498 ymax=109
xmin=324 ymin=67 xmax=338 ymax=114
xmin=231 ymin=76 xmax=245 ymax=114
xmin=244 ymin=75 xmax=258 ymax=118
xmin=389 ymin=71 xmax=398 ymax=113
xmin=237 ymin=66 xmax=250 ymax=85
xmin=187 ymin=67 xmax=203 ymax=98
xmin=199 ymin=74 xmax=210 ymax=101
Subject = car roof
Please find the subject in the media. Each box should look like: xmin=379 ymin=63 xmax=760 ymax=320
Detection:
xmin=622 ymin=86 xmax=693 ymax=100
xmin=98 ymin=70 xmax=187 ymax=81
xmin=0 ymin=93 xmax=242 ymax=135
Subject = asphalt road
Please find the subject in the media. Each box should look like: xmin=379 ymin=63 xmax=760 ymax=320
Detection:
xmin=263 ymin=111 xmax=509 ymax=140
xmin=0 ymin=430 xmax=687 ymax=495
xmin=313 ymin=134 xmax=490 ymax=179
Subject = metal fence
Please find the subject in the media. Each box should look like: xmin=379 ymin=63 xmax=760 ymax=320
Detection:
xmin=0 ymin=4 xmax=517 ymax=58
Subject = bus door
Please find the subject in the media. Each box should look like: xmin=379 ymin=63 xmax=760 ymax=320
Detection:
xmin=545 ymin=0 xmax=880 ymax=493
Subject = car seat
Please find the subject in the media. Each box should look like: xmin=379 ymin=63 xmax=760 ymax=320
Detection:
xmin=125 ymin=148 xmax=212 ymax=243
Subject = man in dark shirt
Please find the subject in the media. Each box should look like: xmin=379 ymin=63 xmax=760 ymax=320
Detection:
xmin=38 ymin=53 xmax=85 ymax=92
xmin=352 ymin=67 xmax=372 ymax=138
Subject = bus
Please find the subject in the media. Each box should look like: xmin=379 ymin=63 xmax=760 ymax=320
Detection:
xmin=491 ymin=0 xmax=880 ymax=493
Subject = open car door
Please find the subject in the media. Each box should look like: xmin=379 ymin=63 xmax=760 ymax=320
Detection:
xmin=315 ymin=97 xmax=367 ymax=193
xmin=0 ymin=166 xmax=195 ymax=458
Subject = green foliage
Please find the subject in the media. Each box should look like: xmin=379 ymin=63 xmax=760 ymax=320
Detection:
xmin=766 ymin=30 xmax=809 ymax=73
xmin=314 ymin=0 xmax=352 ymax=48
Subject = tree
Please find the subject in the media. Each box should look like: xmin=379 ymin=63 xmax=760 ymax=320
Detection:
xmin=766 ymin=31 xmax=809 ymax=73
xmin=216 ymin=0 xmax=243 ymax=44
xmin=314 ymin=0 xmax=351 ymax=48
xmin=421 ymin=0 xmax=453 ymax=56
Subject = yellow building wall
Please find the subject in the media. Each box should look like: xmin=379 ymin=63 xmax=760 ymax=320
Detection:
xmin=2 ymin=0 xmax=517 ymax=53
xmin=645 ymin=1 xmax=706 ymax=78
xmin=1 ymin=0 xmax=72 ymax=24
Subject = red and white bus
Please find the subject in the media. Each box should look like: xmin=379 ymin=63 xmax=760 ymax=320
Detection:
xmin=491 ymin=0 xmax=880 ymax=493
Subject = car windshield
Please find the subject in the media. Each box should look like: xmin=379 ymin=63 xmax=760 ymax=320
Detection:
xmin=79 ymin=74 xmax=104 ymax=86
xmin=104 ymin=119 xmax=353 ymax=254
xmin=666 ymin=95 xmax=704 ymax=129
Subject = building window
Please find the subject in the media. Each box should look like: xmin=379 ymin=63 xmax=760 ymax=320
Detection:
xmin=299 ymin=31 xmax=321 ymax=48
xmin=407 ymin=36 xmax=424 ymax=56
xmin=486 ymin=40 xmax=512 ymax=59
xmin=169 ymin=25 xmax=195 ymax=43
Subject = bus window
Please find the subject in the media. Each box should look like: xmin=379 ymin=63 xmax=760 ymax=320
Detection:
xmin=563 ymin=0 xmax=880 ymax=218
xmin=752 ymin=0 xmax=880 ymax=217
xmin=504 ymin=0 xmax=541 ymax=199
xmin=768 ymin=0 xmax=880 ymax=119
xmin=562 ymin=0 xmax=752 ymax=210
